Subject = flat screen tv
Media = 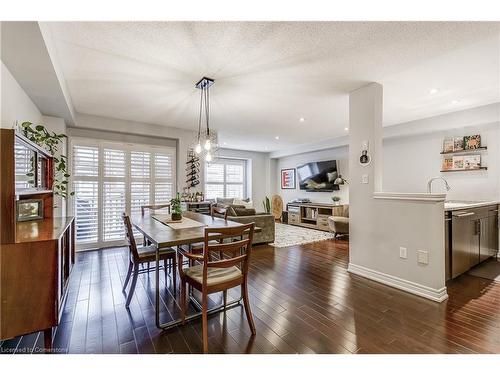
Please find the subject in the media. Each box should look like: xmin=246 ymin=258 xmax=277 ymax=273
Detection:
xmin=296 ymin=160 xmax=339 ymax=192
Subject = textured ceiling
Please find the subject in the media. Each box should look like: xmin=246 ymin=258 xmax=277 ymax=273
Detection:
xmin=44 ymin=21 xmax=500 ymax=152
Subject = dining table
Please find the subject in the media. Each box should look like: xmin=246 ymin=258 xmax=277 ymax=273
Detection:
xmin=132 ymin=211 xmax=260 ymax=331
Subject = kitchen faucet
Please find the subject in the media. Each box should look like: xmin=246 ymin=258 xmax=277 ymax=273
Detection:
xmin=427 ymin=177 xmax=451 ymax=194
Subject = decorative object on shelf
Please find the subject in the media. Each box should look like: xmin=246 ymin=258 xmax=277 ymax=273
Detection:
xmin=441 ymin=157 xmax=453 ymax=171
xmin=281 ymin=168 xmax=296 ymax=189
xmin=331 ymin=196 xmax=341 ymax=206
xmin=464 ymin=134 xmax=481 ymax=150
xmin=464 ymin=155 xmax=481 ymax=170
xmin=170 ymin=192 xmax=183 ymax=221
xmin=191 ymin=77 xmax=219 ymax=162
xmin=452 ymin=155 xmax=465 ymax=170
xmin=20 ymin=122 xmax=73 ymax=199
xmin=454 ymin=137 xmax=464 ymax=151
xmin=334 ymin=175 xmax=348 ymax=185
xmin=262 ymin=196 xmax=271 ymax=213
xmin=16 ymin=199 xmax=44 ymax=221
xmin=443 ymin=137 xmax=454 ymax=153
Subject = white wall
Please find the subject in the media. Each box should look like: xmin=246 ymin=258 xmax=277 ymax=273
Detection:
xmin=383 ymin=121 xmax=499 ymax=201
xmin=1 ymin=61 xmax=42 ymax=128
xmin=217 ymin=148 xmax=272 ymax=209
xmin=273 ymin=147 xmax=349 ymax=205
xmin=348 ymin=83 xmax=447 ymax=302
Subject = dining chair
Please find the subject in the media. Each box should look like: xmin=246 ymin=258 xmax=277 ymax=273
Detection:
xmin=122 ymin=213 xmax=177 ymax=308
xmin=187 ymin=205 xmax=229 ymax=261
xmin=141 ymin=203 xmax=171 ymax=216
xmin=177 ymin=222 xmax=256 ymax=353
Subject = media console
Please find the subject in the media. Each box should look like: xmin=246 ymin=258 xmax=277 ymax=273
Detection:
xmin=286 ymin=202 xmax=345 ymax=232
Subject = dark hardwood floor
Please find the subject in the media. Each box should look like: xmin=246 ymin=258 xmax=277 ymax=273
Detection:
xmin=2 ymin=239 xmax=500 ymax=354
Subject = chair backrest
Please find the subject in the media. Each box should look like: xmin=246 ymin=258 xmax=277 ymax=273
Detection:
xmin=141 ymin=203 xmax=170 ymax=216
xmin=122 ymin=213 xmax=140 ymax=261
xmin=211 ymin=205 xmax=228 ymax=220
xmin=202 ymin=223 xmax=255 ymax=280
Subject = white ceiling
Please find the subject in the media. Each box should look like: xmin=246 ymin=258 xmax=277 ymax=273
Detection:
xmin=44 ymin=21 xmax=500 ymax=152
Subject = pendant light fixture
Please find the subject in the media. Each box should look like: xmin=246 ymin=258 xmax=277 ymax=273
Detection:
xmin=192 ymin=77 xmax=218 ymax=162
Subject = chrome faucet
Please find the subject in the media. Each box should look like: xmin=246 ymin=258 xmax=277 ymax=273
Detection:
xmin=427 ymin=177 xmax=451 ymax=194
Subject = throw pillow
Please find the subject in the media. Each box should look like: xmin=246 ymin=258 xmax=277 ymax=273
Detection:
xmin=232 ymin=207 xmax=256 ymax=216
xmin=216 ymin=197 xmax=234 ymax=206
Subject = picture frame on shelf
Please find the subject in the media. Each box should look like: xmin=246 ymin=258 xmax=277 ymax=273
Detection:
xmin=464 ymin=134 xmax=481 ymax=150
xmin=443 ymin=137 xmax=454 ymax=153
xmin=453 ymin=137 xmax=464 ymax=151
xmin=441 ymin=157 xmax=453 ymax=171
xmin=281 ymin=168 xmax=296 ymax=189
xmin=464 ymin=155 xmax=481 ymax=170
xmin=452 ymin=155 xmax=465 ymax=170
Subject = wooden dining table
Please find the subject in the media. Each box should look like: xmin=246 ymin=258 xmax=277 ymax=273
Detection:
xmin=132 ymin=211 xmax=260 ymax=331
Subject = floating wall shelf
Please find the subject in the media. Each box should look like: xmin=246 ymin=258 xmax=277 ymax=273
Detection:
xmin=440 ymin=146 xmax=487 ymax=155
xmin=440 ymin=167 xmax=488 ymax=173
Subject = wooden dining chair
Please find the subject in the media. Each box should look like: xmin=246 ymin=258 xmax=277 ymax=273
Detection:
xmin=141 ymin=203 xmax=171 ymax=216
xmin=122 ymin=213 xmax=177 ymax=308
xmin=211 ymin=206 xmax=228 ymax=220
xmin=177 ymin=223 xmax=256 ymax=353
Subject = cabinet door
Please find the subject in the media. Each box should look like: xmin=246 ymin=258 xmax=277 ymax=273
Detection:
xmin=469 ymin=218 xmax=480 ymax=267
xmin=479 ymin=218 xmax=490 ymax=263
xmin=488 ymin=211 xmax=499 ymax=257
xmin=452 ymin=216 xmax=473 ymax=278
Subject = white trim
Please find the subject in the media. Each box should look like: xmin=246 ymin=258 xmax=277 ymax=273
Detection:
xmin=347 ymin=263 xmax=449 ymax=302
xmin=373 ymin=192 xmax=446 ymax=202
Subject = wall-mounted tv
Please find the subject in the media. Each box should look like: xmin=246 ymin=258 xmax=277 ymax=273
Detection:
xmin=296 ymin=160 xmax=339 ymax=192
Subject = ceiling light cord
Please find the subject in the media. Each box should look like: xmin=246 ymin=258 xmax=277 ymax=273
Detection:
xmin=197 ymin=86 xmax=203 ymax=141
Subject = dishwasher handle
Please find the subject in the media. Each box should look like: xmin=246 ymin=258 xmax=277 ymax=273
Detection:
xmin=452 ymin=212 xmax=475 ymax=218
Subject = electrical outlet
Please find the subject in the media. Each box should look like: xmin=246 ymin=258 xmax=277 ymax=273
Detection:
xmin=399 ymin=247 xmax=407 ymax=259
xmin=417 ymin=250 xmax=429 ymax=265
xmin=361 ymin=174 xmax=369 ymax=184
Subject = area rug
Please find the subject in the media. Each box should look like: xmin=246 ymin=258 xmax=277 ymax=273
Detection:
xmin=467 ymin=259 xmax=500 ymax=282
xmin=270 ymin=222 xmax=336 ymax=248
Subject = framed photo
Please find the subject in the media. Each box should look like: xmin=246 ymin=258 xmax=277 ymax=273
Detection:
xmin=281 ymin=168 xmax=296 ymax=189
xmin=464 ymin=135 xmax=481 ymax=150
xmin=16 ymin=199 xmax=44 ymax=221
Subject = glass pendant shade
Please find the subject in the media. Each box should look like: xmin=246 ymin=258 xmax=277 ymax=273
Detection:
xmin=195 ymin=143 xmax=202 ymax=154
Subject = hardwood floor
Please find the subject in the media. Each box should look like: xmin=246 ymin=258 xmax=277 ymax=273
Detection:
xmin=1 ymin=239 xmax=500 ymax=354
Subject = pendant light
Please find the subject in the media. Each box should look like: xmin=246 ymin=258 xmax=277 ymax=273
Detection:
xmin=192 ymin=77 xmax=218 ymax=162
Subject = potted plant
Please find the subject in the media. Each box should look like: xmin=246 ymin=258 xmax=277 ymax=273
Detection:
xmin=170 ymin=192 xmax=183 ymax=221
xmin=331 ymin=196 xmax=341 ymax=206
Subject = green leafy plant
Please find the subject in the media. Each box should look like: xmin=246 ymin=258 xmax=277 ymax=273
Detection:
xmin=331 ymin=196 xmax=341 ymax=203
xmin=262 ymin=196 xmax=271 ymax=213
xmin=20 ymin=122 xmax=73 ymax=199
xmin=170 ymin=192 xmax=182 ymax=215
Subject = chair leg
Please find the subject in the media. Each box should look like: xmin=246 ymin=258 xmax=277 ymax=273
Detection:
xmin=164 ymin=258 xmax=168 ymax=282
xmin=125 ymin=265 xmax=139 ymax=308
xmin=172 ymin=256 xmax=177 ymax=293
xmin=202 ymin=291 xmax=209 ymax=353
xmin=223 ymin=290 xmax=227 ymax=310
xmin=242 ymin=281 xmax=256 ymax=335
xmin=122 ymin=261 xmax=133 ymax=292
xmin=180 ymin=280 xmax=187 ymax=323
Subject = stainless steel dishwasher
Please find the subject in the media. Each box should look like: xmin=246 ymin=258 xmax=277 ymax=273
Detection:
xmin=451 ymin=210 xmax=476 ymax=278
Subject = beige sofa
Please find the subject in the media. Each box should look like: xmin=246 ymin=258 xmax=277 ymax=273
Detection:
xmin=212 ymin=199 xmax=275 ymax=245
xmin=328 ymin=205 xmax=349 ymax=238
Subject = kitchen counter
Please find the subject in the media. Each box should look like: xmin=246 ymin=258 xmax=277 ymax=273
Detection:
xmin=444 ymin=200 xmax=499 ymax=211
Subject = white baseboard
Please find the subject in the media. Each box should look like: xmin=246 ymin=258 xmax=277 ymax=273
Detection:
xmin=347 ymin=263 xmax=448 ymax=302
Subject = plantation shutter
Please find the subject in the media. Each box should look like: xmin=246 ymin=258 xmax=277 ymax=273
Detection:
xmin=73 ymin=145 xmax=99 ymax=243
xmin=103 ymin=148 xmax=126 ymax=241
xmin=205 ymin=158 xmax=246 ymax=200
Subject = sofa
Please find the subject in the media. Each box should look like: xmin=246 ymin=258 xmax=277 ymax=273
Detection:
xmin=327 ymin=205 xmax=349 ymax=238
xmin=212 ymin=198 xmax=275 ymax=245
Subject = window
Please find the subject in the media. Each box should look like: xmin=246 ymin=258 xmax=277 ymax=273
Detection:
xmin=71 ymin=139 xmax=176 ymax=250
xmin=205 ymin=158 xmax=247 ymax=200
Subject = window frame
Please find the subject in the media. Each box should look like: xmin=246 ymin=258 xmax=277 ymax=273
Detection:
xmin=69 ymin=137 xmax=176 ymax=251
xmin=204 ymin=157 xmax=247 ymax=200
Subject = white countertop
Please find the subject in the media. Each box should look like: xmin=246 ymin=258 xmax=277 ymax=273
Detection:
xmin=444 ymin=200 xmax=499 ymax=211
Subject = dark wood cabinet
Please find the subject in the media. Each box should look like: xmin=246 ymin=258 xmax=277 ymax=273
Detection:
xmin=0 ymin=129 xmax=75 ymax=350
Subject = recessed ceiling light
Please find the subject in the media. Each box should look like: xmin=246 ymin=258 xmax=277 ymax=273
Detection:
xmin=264 ymin=146 xmax=268 ymax=151
xmin=275 ymin=136 xmax=280 ymax=140
xmin=452 ymin=100 xmax=460 ymax=105
xmin=223 ymin=142 xmax=227 ymax=145
xmin=344 ymin=127 xmax=349 ymax=131
xmin=299 ymin=117 xmax=305 ymax=122
xmin=430 ymin=88 xmax=439 ymax=94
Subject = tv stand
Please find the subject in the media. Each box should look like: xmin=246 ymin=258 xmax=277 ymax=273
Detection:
xmin=286 ymin=202 xmax=344 ymax=232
